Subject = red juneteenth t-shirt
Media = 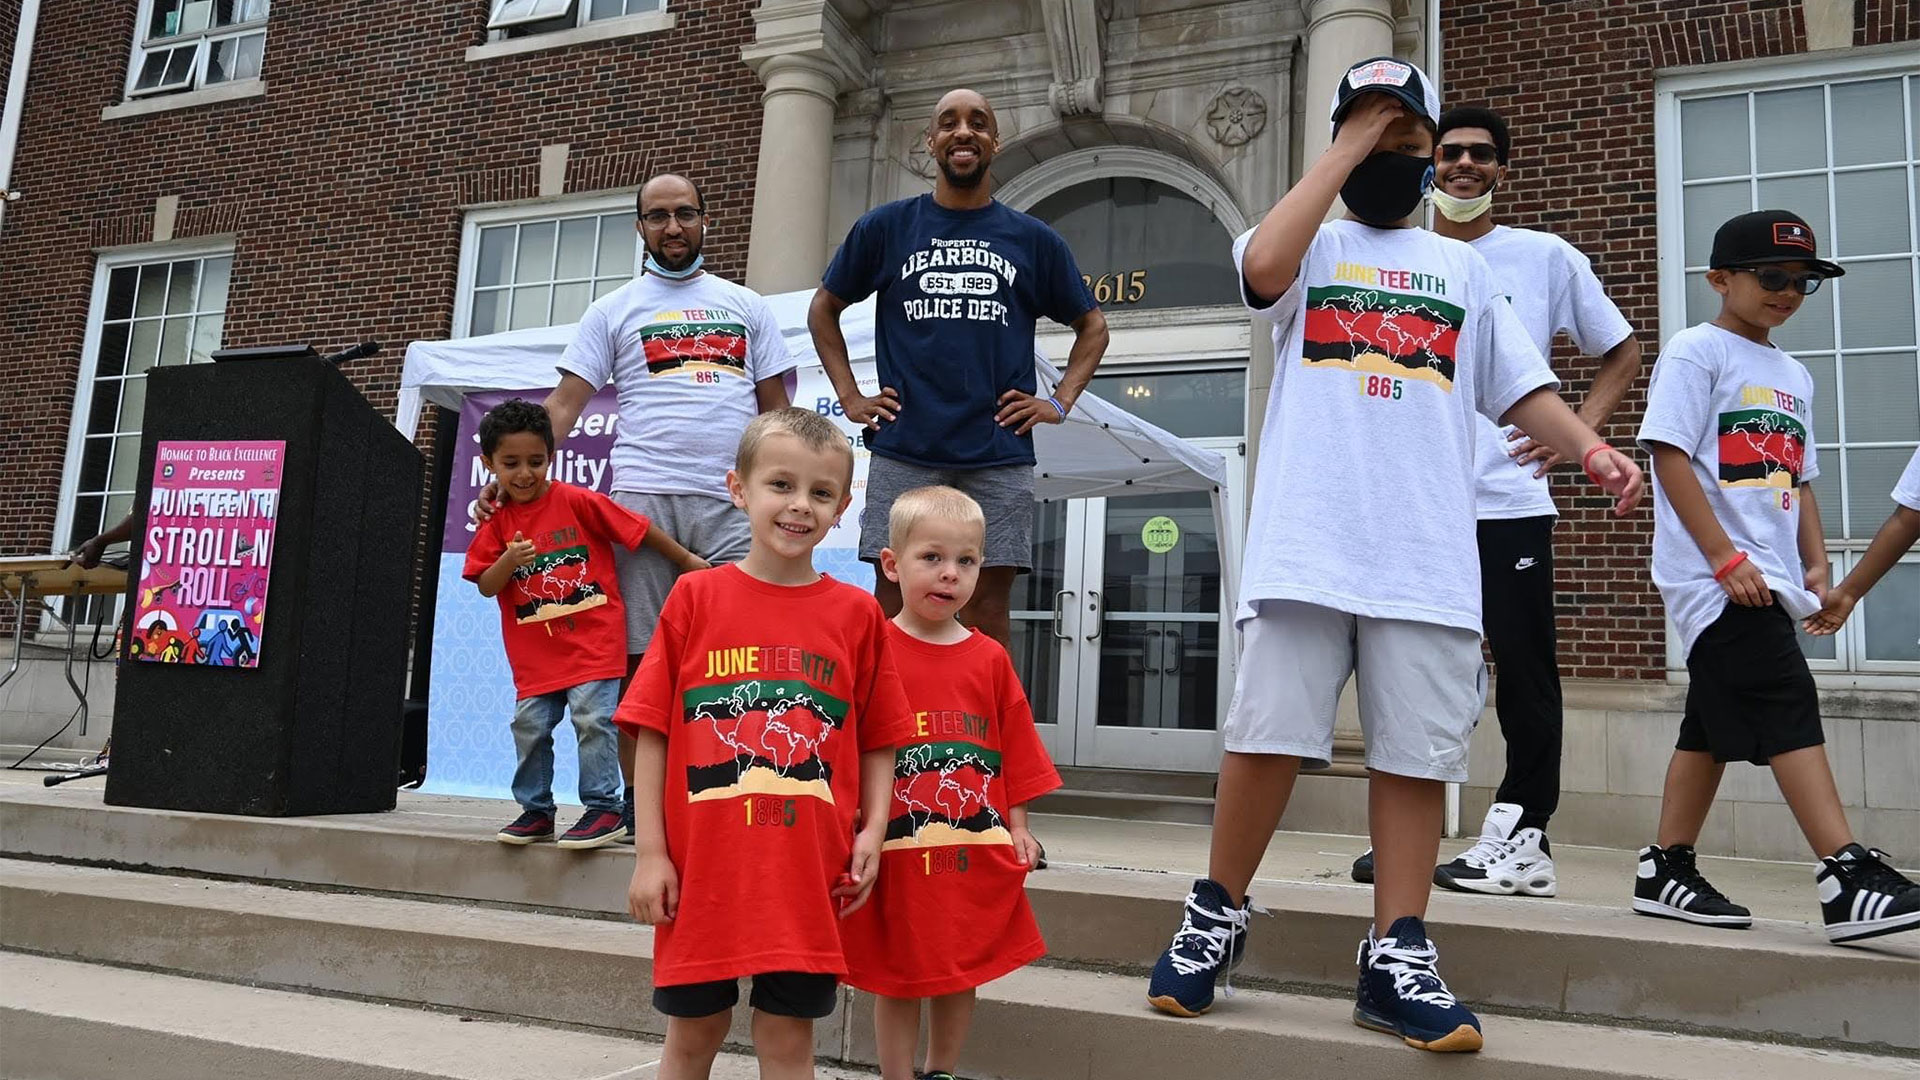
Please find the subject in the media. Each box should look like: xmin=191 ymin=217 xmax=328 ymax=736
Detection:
xmin=840 ymin=625 xmax=1063 ymax=998
xmin=461 ymin=482 xmax=649 ymax=698
xmin=615 ymin=564 xmax=916 ymax=987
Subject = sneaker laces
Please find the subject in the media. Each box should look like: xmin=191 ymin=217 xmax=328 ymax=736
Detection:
xmin=1368 ymin=938 xmax=1457 ymax=1008
xmin=1166 ymin=893 xmax=1249 ymax=977
xmin=1665 ymin=848 xmax=1733 ymax=905
xmin=1455 ymin=834 xmax=1520 ymax=870
xmin=1838 ymin=849 xmax=1916 ymax=896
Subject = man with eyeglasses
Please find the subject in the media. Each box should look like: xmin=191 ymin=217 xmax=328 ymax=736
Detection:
xmin=1350 ymin=106 xmax=1644 ymax=898
xmin=478 ymin=173 xmax=798 ymax=840
xmin=807 ymin=88 xmax=1109 ymax=649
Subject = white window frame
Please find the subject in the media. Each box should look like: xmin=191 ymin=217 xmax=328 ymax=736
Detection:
xmin=485 ymin=0 xmax=666 ymax=34
xmin=49 ymin=238 xmax=237 ymax=635
xmin=451 ymin=194 xmax=640 ymax=340
xmin=1655 ymin=49 xmax=1920 ymax=683
xmin=125 ymin=0 xmax=270 ymax=100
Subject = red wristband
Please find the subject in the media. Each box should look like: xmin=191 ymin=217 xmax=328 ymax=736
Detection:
xmin=1581 ymin=443 xmax=1615 ymax=482
xmin=1712 ymin=551 xmax=1750 ymax=582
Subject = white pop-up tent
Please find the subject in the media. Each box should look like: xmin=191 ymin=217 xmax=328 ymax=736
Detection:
xmin=399 ymin=289 xmax=1238 ymax=606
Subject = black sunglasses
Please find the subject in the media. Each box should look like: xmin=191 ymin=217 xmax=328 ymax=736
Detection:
xmin=1727 ymin=266 xmax=1825 ymax=295
xmin=1438 ymin=143 xmax=1499 ymax=164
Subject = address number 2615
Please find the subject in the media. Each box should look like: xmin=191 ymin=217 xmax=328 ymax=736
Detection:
xmin=1082 ymin=270 xmax=1148 ymax=305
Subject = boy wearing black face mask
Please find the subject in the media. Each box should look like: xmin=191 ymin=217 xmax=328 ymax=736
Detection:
xmin=1144 ymin=57 xmax=1645 ymax=1054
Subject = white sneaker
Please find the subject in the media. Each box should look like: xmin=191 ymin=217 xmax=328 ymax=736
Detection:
xmin=1434 ymin=802 xmax=1557 ymax=897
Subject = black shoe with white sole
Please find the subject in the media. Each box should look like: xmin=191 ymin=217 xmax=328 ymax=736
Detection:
xmin=1632 ymin=844 xmax=1752 ymax=928
xmin=1352 ymin=848 xmax=1374 ymax=884
xmin=1818 ymin=843 xmax=1920 ymax=943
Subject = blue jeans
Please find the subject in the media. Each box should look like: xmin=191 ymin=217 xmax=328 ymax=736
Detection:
xmin=511 ymin=678 xmax=622 ymax=815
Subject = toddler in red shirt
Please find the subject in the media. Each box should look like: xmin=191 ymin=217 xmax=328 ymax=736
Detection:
xmin=839 ymin=485 xmax=1062 ymax=1080
xmin=463 ymin=399 xmax=705 ymax=849
xmin=617 ymin=408 xmax=915 ymax=1080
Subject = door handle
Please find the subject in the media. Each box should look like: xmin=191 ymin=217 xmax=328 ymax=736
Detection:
xmin=1084 ymin=590 xmax=1103 ymax=641
xmin=1164 ymin=629 xmax=1183 ymax=672
xmin=1051 ymin=590 xmax=1075 ymax=641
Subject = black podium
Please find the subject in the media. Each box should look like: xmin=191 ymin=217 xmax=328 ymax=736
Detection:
xmin=105 ymin=357 xmax=423 ymax=816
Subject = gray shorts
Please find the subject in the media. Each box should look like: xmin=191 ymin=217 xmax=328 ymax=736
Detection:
xmin=858 ymin=455 xmax=1034 ymax=570
xmin=1222 ymin=600 xmax=1488 ymax=782
xmin=611 ymin=491 xmax=750 ymax=653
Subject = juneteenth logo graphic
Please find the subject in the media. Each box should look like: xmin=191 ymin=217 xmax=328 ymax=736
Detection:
xmin=508 ymin=543 xmax=608 ymax=624
xmin=682 ymin=658 xmax=847 ymax=804
xmin=642 ymin=308 xmax=749 ymax=378
xmin=1718 ymin=386 xmax=1808 ymax=489
xmin=882 ymin=711 xmax=1011 ymax=852
xmin=1304 ymin=268 xmax=1462 ymax=390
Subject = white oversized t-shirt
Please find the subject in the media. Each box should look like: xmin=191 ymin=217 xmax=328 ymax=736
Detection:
xmin=1469 ymin=226 xmax=1634 ymax=520
xmin=1235 ymin=220 xmax=1558 ymax=634
xmin=1638 ymin=323 xmax=1821 ymax=656
xmin=1893 ymin=447 xmax=1920 ymax=513
xmin=557 ymin=272 xmax=797 ymax=499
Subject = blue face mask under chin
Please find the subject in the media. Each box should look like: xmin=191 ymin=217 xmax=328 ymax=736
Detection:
xmin=644 ymin=252 xmax=704 ymax=280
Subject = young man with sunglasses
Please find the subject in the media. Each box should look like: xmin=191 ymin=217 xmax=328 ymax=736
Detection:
xmin=476 ymin=173 xmax=799 ymax=841
xmin=1350 ymin=107 xmax=1643 ymax=897
xmin=1634 ymin=208 xmax=1919 ymax=943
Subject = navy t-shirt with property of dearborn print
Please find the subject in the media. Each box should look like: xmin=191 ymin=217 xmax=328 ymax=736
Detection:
xmin=822 ymin=195 xmax=1096 ymax=469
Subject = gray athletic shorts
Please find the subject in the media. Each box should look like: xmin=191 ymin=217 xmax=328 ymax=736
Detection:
xmin=1222 ymin=600 xmax=1488 ymax=782
xmin=858 ymin=455 xmax=1034 ymax=571
xmin=611 ymin=491 xmax=749 ymax=653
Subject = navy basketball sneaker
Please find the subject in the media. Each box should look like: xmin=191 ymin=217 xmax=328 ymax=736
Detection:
xmin=1353 ymin=916 xmax=1482 ymax=1052
xmin=1146 ymin=878 xmax=1252 ymax=1017
xmin=1817 ymin=844 xmax=1920 ymax=943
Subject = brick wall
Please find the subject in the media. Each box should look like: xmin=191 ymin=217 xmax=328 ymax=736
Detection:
xmin=1441 ymin=0 xmax=1917 ymax=679
xmin=0 ymin=1 xmax=765 ymax=575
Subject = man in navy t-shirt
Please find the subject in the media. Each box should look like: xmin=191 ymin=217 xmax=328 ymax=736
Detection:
xmin=808 ymin=87 xmax=1110 ymax=646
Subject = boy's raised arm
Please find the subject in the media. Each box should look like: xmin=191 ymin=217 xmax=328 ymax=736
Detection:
xmin=1239 ymin=96 xmax=1402 ymax=303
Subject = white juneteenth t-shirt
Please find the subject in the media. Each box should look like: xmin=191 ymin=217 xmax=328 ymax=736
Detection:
xmin=1469 ymin=226 xmax=1634 ymax=520
xmin=1234 ymin=220 xmax=1558 ymax=634
xmin=557 ymin=272 xmax=798 ymax=499
xmin=1893 ymin=446 xmax=1920 ymax=513
xmin=1638 ymin=323 xmax=1821 ymax=657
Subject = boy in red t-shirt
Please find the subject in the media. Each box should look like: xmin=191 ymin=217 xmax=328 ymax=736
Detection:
xmin=840 ymin=485 xmax=1061 ymax=1080
xmin=464 ymin=399 xmax=706 ymax=849
xmin=618 ymin=408 xmax=914 ymax=1080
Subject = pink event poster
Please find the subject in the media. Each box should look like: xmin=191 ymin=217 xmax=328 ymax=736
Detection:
xmin=131 ymin=440 xmax=285 ymax=667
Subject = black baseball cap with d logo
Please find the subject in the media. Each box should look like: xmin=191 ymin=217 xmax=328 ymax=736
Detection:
xmin=1709 ymin=210 xmax=1845 ymax=278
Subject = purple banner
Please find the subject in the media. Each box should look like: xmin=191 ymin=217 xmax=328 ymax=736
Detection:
xmin=441 ymin=388 xmax=623 ymax=553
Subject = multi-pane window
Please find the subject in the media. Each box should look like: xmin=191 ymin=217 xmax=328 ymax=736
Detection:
xmin=58 ymin=252 xmax=232 ymax=624
xmin=463 ymin=206 xmax=637 ymax=336
xmin=487 ymin=0 xmax=665 ymax=35
xmin=1665 ymin=64 xmax=1920 ymax=672
xmin=128 ymin=0 xmax=268 ymax=98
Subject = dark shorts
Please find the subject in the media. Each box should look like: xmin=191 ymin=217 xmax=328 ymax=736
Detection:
xmin=1679 ymin=602 xmax=1824 ymax=765
xmin=652 ymin=971 xmax=839 ymax=1019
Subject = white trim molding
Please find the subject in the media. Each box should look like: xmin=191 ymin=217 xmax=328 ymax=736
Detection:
xmin=466 ymin=9 xmax=675 ymax=63
xmin=100 ymin=77 xmax=265 ymax=121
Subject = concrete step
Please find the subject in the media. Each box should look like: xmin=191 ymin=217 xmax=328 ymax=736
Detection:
xmin=0 ymin=953 xmax=865 ymax=1080
xmin=1053 ymin=765 xmax=1216 ymax=799
xmin=1032 ymin=787 xmax=1216 ymax=824
xmin=3 ymin=869 xmax=1911 ymax=1080
xmin=4 ymin=787 xmax=1915 ymax=1051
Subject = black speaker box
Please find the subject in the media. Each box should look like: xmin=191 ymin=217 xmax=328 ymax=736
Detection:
xmin=105 ymin=358 xmax=423 ymax=816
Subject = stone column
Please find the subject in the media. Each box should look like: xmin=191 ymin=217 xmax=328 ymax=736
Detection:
xmin=1246 ymin=0 xmax=1397 ymax=476
xmin=743 ymin=53 xmax=842 ymax=293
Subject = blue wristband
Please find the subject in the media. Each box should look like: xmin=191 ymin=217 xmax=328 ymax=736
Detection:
xmin=1047 ymin=394 xmax=1068 ymax=419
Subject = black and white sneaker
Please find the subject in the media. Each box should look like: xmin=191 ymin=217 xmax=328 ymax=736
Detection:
xmin=1818 ymin=843 xmax=1920 ymax=943
xmin=1352 ymin=848 xmax=1374 ymax=884
xmin=1632 ymin=844 xmax=1752 ymax=928
xmin=1435 ymin=802 xmax=1557 ymax=897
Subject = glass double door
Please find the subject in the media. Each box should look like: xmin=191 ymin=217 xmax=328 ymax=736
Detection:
xmin=1008 ymin=438 xmax=1243 ymax=772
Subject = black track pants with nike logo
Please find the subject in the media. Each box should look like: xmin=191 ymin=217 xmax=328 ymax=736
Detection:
xmin=1477 ymin=515 xmax=1564 ymax=832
